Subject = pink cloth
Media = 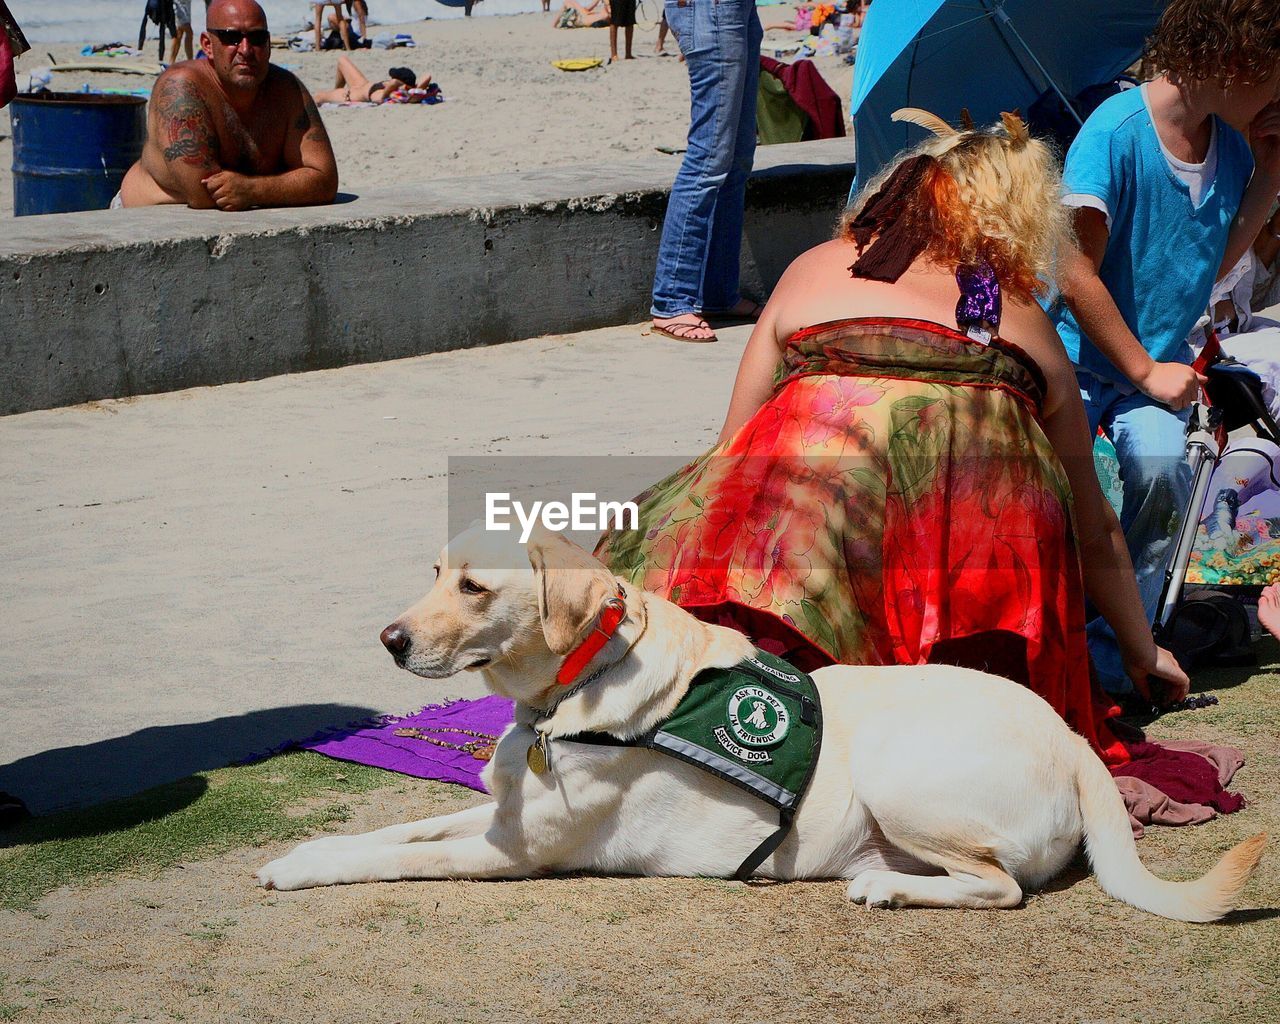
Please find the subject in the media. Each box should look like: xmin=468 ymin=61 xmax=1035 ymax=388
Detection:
xmin=1114 ymin=739 xmax=1246 ymax=838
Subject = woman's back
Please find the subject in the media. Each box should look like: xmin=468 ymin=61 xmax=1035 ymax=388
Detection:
xmin=765 ymin=238 xmax=1068 ymax=390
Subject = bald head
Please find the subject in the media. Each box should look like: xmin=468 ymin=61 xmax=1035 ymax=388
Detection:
xmin=201 ymin=0 xmax=270 ymax=91
xmin=205 ymin=0 xmax=268 ymax=29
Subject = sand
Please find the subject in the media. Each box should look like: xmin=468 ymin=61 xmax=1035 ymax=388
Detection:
xmin=0 ymin=9 xmax=853 ymax=217
xmin=3 ymin=718 xmax=1279 ymax=1024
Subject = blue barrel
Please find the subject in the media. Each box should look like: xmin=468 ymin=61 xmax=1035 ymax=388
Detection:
xmin=10 ymin=92 xmax=147 ymax=216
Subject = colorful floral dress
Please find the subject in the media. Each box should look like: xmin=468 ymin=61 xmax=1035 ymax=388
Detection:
xmin=597 ymin=317 xmax=1128 ymax=765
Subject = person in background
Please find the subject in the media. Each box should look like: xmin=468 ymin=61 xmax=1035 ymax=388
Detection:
xmin=169 ymin=0 xmax=195 ymax=63
xmin=608 ymin=0 xmax=635 ymax=63
xmin=119 ymin=0 xmax=338 ymax=210
xmin=1050 ymin=0 xmax=1280 ymax=696
xmin=556 ymin=0 xmax=610 ymax=29
xmin=347 ymin=0 xmax=368 ymax=39
xmin=649 ymin=0 xmax=763 ymax=342
xmin=312 ymin=57 xmax=432 ymax=104
xmin=314 ymin=1 xmax=356 ymax=50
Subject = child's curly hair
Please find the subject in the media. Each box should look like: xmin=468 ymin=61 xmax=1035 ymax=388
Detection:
xmin=836 ymin=115 xmax=1071 ymax=301
xmin=1147 ymin=0 xmax=1280 ymax=88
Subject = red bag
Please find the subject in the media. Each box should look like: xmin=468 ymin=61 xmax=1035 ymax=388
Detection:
xmin=0 ymin=0 xmax=29 ymax=110
xmin=0 ymin=27 xmax=15 ymax=109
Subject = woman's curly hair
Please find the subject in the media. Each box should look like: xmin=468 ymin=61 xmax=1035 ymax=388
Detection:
xmin=836 ymin=118 xmax=1071 ymax=301
xmin=1147 ymin=0 xmax=1280 ymax=88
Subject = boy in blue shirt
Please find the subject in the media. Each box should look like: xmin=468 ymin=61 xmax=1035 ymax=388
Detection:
xmin=1053 ymin=0 xmax=1280 ymax=696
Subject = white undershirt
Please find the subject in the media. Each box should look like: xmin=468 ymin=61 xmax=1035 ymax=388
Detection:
xmin=1062 ymin=82 xmax=1218 ymax=230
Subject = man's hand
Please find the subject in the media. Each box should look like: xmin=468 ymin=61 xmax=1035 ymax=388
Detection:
xmin=1249 ymin=99 xmax=1280 ymax=179
xmin=1137 ymin=360 xmax=1204 ymax=411
xmin=202 ymin=170 xmax=257 ymax=211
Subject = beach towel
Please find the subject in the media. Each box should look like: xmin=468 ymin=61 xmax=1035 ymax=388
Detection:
xmin=757 ymin=67 xmax=807 ymax=145
xmin=295 ymin=695 xmax=516 ymax=793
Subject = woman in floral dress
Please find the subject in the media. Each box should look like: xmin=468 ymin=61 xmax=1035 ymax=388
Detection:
xmin=598 ymin=112 xmax=1189 ymax=768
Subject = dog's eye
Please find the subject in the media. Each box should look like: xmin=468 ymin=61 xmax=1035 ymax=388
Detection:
xmin=459 ymin=578 xmax=486 ymax=595
xmin=433 ymin=564 xmax=440 ymax=579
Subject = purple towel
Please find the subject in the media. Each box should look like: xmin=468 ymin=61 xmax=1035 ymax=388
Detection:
xmin=301 ymin=695 xmax=516 ymax=793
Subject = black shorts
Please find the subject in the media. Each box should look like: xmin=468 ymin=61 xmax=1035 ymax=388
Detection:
xmin=611 ymin=0 xmax=637 ymax=27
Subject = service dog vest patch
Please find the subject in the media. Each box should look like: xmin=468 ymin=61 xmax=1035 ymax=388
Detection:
xmin=567 ymin=650 xmax=823 ymax=880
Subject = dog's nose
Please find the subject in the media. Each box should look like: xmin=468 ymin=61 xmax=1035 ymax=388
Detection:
xmin=381 ymin=624 xmax=411 ymax=657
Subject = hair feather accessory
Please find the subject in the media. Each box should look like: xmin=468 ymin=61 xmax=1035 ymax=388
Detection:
xmin=1000 ymin=110 xmax=1030 ymax=147
xmin=890 ymin=107 xmax=959 ymax=138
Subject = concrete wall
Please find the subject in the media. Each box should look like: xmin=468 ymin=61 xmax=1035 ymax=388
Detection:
xmin=0 ymin=138 xmax=854 ymax=414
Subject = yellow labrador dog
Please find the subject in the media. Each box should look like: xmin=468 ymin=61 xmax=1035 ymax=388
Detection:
xmin=257 ymin=527 xmax=1265 ymax=921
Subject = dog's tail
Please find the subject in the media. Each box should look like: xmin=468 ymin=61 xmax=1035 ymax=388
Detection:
xmin=1075 ymin=742 xmax=1265 ymax=922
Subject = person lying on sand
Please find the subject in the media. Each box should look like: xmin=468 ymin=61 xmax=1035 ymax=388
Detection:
xmin=118 ymin=0 xmax=337 ymax=211
xmin=556 ymin=0 xmax=611 ymax=29
xmin=312 ymin=57 xmax=433 ymax=104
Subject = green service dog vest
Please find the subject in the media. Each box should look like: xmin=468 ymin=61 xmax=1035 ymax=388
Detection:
xmin=568 ymin=649 xmax=823 ymax=880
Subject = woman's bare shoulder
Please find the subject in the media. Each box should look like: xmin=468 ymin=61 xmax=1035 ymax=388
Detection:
xmin=1001 ymin=293 xmax=1075 ymax=404
xmin=772 ymin=240 xmax=855 ymax=295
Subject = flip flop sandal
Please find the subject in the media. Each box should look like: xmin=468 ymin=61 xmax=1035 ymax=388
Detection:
xmin=703 ymin=300 xmax=765 ymax=327
xmin=651 ymin=318 xmax=718 ymax=343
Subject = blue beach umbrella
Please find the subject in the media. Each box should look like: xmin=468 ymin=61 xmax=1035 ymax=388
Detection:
xmin=850 ymin=0 xmax=1164 ymax=190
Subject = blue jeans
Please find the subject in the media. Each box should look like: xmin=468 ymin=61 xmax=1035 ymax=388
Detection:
xmin=1079 ymin=373 xmax=1191 ymax=694
xmin=650 ymin=0 xmax=762 ymax=318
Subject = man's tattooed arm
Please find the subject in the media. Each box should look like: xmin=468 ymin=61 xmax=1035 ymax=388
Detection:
xmin=153 ymin=75 xmax=221 ymax=171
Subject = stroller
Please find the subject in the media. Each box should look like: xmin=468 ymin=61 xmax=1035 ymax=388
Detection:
xmin=1149 ymin=329 xmax=1280 ymax=676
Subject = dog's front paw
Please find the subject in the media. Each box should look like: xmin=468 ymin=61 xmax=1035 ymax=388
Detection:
xmin=256 ymin=848 xmax=342 ymax=891
xmin=847 ymin=870 xmax=903 ymax=910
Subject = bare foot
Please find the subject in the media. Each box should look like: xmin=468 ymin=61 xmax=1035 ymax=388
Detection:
xmin=1258 ymin=583 xmax=1280 ymax=639
xmin=652 ymin=314 xmax=717 ymax=343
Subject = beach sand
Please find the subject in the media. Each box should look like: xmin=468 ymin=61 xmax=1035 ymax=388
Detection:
xmin=0 ymin=8 xmax=853 ymax=217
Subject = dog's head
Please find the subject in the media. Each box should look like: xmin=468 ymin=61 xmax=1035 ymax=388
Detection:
xmin=379 ymin=525 xmax=622 ymax=698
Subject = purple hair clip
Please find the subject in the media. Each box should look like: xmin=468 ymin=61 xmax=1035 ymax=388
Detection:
xmin=955 ymin=262 xmax=1001 ymax=343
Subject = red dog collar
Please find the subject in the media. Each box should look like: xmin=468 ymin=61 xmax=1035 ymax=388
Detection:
xmin=556 ymin=585 xmax=627 ymax=685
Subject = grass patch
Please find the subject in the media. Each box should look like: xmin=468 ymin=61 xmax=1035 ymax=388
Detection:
xmin=0 ymin=752 xmax=398 ymax=912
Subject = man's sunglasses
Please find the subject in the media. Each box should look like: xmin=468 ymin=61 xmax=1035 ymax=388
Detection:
xmin=208 ymin=28 xmax=271 ymax=47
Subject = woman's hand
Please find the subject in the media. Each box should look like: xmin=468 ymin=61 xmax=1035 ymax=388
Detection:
xmin=1123 ymin=644 xmax=1190 ymax=706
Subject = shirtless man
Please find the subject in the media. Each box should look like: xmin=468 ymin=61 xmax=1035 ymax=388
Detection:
xmin=119 ymin=0 xmax=338 ymax=211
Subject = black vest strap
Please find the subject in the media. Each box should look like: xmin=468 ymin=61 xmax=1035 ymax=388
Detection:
xmin=734 ymin=807 xmax=796 ymax=882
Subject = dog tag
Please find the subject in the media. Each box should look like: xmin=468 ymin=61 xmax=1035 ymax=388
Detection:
xmin=527 ymin=734 xmax=549 ymax=775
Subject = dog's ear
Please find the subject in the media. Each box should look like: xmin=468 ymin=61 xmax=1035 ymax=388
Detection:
xmin=526 ymin=527 xmax=617 ymax=656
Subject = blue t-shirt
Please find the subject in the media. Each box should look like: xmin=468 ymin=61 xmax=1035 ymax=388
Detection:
xmin=1050 ymin=86 xmax=1253 ymax=384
